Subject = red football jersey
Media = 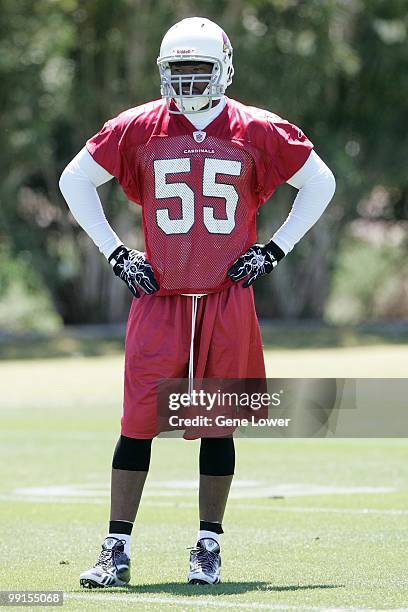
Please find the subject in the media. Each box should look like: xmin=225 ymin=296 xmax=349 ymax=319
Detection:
xmin=86 ymin=97 xmax=313 ymax=295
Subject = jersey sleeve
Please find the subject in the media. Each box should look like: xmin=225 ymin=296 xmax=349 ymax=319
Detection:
xmin=86 ymin=114 xmax=139 ymax=202
xmin=261 ymin=118 xmax=314 ymax=201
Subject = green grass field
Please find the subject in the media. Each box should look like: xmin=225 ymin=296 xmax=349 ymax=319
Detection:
xmin=1 ymin=333 xmax=407 ymax=610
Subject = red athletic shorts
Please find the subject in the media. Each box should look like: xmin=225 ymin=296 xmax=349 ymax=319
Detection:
xmin=122 ymin=283 xmax=265 ymax=438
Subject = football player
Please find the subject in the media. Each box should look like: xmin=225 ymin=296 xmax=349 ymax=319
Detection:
xmin=60 ymin=17 xmax=335 ymax=587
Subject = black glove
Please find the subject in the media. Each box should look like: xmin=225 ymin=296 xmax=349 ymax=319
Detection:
xmin=227 ymin=240 xmax=285 ymax=288
xmin=108 ymin=245 xmax=159 ymax=298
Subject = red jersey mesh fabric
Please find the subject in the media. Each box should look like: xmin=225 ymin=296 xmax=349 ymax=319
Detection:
xmin=138 ymin=134 xmax=257 ymax=294
xmin=86 ymin=98 xmax=313 ymax=295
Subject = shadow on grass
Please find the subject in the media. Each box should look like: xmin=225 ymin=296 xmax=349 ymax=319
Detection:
xmin=73 ymin=581 xmax=344 ymax=596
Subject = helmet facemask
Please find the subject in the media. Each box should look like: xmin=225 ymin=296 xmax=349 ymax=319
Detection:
xmin=158 ymin=58 xmax=224 ymax=114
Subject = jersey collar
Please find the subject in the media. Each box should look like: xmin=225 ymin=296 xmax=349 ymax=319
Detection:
xmin=167 ymin=97 xmax=230 ymax=137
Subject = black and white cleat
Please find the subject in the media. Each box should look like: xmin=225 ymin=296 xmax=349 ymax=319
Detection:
xmin=80 ymin=537 xmax=131 ymax=589
xmin=188 ymin=538 xmax=221 ymax=585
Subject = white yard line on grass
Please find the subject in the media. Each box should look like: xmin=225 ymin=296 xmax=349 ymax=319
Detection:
xmin=1 ymin=482 xmax=406 ymax=516
xmin=0 ymin=494 xmax=106 ymax=504
xmin=0 ymin=494 xmax=407 ymax=516
xmin=147 ymin=501 xmax=408 ymax=516
xmin=66 ymin=593 xmax=408 ymax=611
xmin=234 ymin=504 xmax=408 ymax=516
xmin=10 ymin=482 xmax=398 ymax=500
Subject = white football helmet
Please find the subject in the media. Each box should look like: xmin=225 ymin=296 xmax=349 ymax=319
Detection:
xmin=157 ymin=17 xmax=234 ymax=114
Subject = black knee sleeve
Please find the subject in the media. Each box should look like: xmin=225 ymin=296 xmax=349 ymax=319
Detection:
xmin=112 ymin=435 xmax=152 ymax=471
xmin=199 ymin=437 xmax=235 ymax=476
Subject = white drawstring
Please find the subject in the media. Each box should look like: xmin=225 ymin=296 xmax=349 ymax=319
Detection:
xmin=188 ymin=295 xmax=199 ymax=397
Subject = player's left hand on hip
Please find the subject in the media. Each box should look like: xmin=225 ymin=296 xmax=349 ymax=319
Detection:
xmin=108 ymin=245 xmax=159 ymax=298
xmin=227 ymin=240 xmax=285 ymax=288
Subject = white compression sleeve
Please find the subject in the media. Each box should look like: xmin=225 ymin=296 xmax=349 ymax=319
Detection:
xmin=271 ymin=150 xmax=336 ymax=254
xmin=59 ymin=148 xmax=122 ymax=259
xmin=59 ymin=147 xmax=335 ymax=259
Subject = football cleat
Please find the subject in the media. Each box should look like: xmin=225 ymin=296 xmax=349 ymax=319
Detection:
xmin=188 ymin=538 xmax=221 ymax=585
xmin=80 ymin=537 xmax=131 ymax=589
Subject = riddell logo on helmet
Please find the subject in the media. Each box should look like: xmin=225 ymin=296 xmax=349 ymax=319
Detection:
xmin=172 ymin=48 xmax=197 ymax=55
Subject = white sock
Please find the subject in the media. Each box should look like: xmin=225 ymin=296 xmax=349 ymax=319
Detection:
xmin=197 ymin=530 xmax=220 ymax=546
xmin=106 ymin=533 xmax=131 ymax=557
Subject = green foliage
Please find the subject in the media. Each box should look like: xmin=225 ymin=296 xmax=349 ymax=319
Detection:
xmin=0 ymin=1 xmax=407 ymax=323
xmin=326 ymin=238 xmax=408 ymax=324
xmin=0 ymin=246 xmax=62 ymax=332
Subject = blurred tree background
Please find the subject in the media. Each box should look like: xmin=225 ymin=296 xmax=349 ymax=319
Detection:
xmin=0 ymin=0 xmax=407 ymax=331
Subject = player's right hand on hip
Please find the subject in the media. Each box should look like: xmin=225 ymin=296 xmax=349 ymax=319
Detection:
xmin=108 ymin=245 xmax=159 ymax=298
